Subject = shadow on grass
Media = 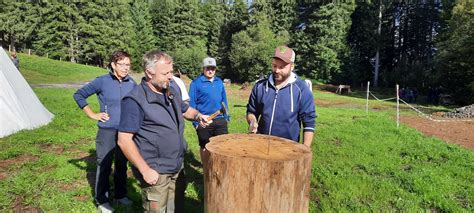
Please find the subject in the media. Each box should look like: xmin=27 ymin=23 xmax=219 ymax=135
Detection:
xmin=68 ymin=148 xmax=96 ymax=203
xmin=184 ymin=150 xmax=205 ymax=213
xmin=67 ymin=149 xmax=142 ymax=212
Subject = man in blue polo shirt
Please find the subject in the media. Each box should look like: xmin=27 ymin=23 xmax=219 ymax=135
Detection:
xmin=247 ymin=45 xmax=317 ymax=147
xmin=118 ymin=50 xmax=209 ymax=212
xmin=189 ymin=57 xmax=230 ymax=160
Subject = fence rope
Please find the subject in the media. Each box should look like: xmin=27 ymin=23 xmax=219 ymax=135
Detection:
xmin=398 ymin=99 xmax=473 ymax=122
xmin=369 ymin=91 xmax=473 ymax=122
xmin=369 ymin=92 xmax=396 ymax=101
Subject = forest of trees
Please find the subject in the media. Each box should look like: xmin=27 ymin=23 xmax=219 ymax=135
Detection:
xmin=0 ymin=0 xmax=472 ymax=104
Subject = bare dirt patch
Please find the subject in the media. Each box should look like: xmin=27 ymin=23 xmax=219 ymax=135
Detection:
xmin=0 ymin=155 xmax=39 ymax=170
xmin=39 ymin=144 xmax=64 ymax=154
xmin=400 ymin=116 xmax=474 ymax=150
xmin=11 ymin=196 xmax=41 ymax=213
xmin=0 ymin=155 xmax=39 ymax=181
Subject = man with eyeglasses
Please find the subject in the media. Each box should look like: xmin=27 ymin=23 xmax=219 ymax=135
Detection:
xmin=73 ymin=50 xmax=136 ymax=212
xmin=189 ymin=57 xmax=230 ymax=162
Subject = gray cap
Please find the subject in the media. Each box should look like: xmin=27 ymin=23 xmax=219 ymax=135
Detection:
xmin=202 ymin=57 xmax=217 ymax=68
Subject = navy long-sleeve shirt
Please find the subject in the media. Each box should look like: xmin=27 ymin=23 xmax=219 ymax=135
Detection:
xmin=73 ymin=72 xmax=136 ymax=129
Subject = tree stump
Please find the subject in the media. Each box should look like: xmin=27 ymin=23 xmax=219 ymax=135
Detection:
xmin=204 ymin=134 xmax=312 ymax=213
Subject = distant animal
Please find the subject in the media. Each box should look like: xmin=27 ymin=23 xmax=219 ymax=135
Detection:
xmin=336 ymin=85 xmax=351 ymax=94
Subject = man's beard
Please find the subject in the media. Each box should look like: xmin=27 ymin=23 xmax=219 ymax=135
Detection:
xmin=151 ymin=81 xmax=169 ymax=90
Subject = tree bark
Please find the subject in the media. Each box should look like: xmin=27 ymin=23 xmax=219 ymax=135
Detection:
xmin=204 ymin=134 xmax=312 ymax=213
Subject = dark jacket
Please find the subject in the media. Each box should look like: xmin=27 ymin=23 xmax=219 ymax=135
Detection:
xmin=119 ymin=79 xmax=188 ymax=174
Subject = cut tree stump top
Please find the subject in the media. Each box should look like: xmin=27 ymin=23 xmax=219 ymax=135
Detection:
xmin=206 ymin=134 xmax=311 ymax=161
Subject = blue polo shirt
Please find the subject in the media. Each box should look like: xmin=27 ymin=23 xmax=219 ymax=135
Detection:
xmin=189 ymin=74 xmax=229 ymax=127
xmin=119 ymin=78 xmax=188 ymax=174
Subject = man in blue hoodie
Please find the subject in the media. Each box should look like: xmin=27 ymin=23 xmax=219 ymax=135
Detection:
xmin=247 ymin=46 xmax=317 ymax=147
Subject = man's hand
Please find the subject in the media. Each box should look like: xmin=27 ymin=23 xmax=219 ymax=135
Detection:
xmin=248 ymin=119 xmax=258 ymax=133
xmin=198 ymin=114 xmax=212 ymax=128
xmin=141 ymin=167 xmax=160 ymax=185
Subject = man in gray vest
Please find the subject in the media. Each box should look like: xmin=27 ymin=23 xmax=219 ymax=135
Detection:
xmin=118 ymin=50 xmax=209 ymax=212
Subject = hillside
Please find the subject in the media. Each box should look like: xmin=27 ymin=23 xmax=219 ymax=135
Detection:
xmin=15 ymin=52 xmax=106 ymax=84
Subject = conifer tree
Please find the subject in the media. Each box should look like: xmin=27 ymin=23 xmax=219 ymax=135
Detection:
xmin=0 ymin=2 xmax=39 ymax=51
xmin=130 ymin=1 xmax=156 ymax=71
xmin=435 ymin=0 xmax=473 ymax=104
xmin=230 ymin=15 xmax=288 ymax=82
xmin=34 ymin=2 xmax=82 ymax=62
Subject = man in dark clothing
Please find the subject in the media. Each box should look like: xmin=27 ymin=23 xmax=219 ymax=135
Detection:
xmin=118 ymin=50 xmax=209 ymax=212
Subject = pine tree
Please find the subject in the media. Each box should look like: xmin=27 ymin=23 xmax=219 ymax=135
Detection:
xmin=219 ymin=0 xmax=249 ymax=79
xmin=0 ymin=2 xmax=39 ymax=51
xmin=297 ymin=2 xmax=355 ymax=82
xmin=78 ymin=2 xmax=135 ymax=67
xmin=435 ymin=0 xmax=474 ymax=104
xmin=34 ymin=2 xmax=82 ymax=62
xmin=150 ymin=0 xmax=177 ymax=51
xmin=230 ymin=16 xmax=289 ymax=82
xmin=130 ymin=1 xmax=156 ymax=71
xmin=202 ymin=2 xmax=225 ymax=58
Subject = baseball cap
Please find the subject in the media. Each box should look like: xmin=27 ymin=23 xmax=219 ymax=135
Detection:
xmin=273 ymin=45 xmax=295 ymax=64
xmin=202 ymin=57 xmax=217 ymax=68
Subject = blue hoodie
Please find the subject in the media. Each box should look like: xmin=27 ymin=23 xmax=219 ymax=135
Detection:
xmin=247 ymin=72 xmax=316 ymax=142
xmin=73 ymin=72 xmax=136 ymax=129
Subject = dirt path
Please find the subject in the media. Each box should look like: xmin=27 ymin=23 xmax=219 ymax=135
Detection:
xmin=400 ymin=116 xmax=474 ymax=150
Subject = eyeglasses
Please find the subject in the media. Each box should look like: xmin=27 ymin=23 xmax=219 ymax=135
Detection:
xmin=205 ymin=67 xmax=216 ymax=71
xmin=115 ymin=62 xmax=131 ymax=67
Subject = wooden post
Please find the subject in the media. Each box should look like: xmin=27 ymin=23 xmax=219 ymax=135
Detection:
xmin=366 ymin=81 xmax=370 ymax=114
xmin=204 ymin=134 xmax=312 ymax=213
xmin=28 ymin=49 xmax=31 ymax=55
xmin=396 ymin=84 xmax=400 ymax=128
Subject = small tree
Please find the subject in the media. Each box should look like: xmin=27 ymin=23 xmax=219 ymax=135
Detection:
xmin=169 ymin=40 xmax=208 ymax=79
xmin=230 ymin=16 xmax=288 ymax=82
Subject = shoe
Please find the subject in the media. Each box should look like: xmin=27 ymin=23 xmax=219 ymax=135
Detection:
xmin=116 ymin=197 xmax=133 ymax=206
xmin=97 ymin=202 xmax=114 ymax=213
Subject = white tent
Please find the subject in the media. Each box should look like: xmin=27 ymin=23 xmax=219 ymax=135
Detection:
xmin=0 ymin=48 xmax=54 ymax=138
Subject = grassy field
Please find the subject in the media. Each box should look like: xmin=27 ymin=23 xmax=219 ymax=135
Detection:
xmin=0 ymin=56 xmax=473 ymax=211
xmin=16 ymin=52 xmax=106 ymax=84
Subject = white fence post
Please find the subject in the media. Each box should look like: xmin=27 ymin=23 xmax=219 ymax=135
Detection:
xmin=28 ymin=49 xmax=31 ymax=55
xmin=396 ymin=84 xmax=400 ymax=128
xmin=366 ymin=81 xmax=370 ymax=114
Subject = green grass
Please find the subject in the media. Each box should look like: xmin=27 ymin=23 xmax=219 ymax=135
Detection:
xmin=0 ymin=56 xmax=473 ymax=211
xmin=16 ymin=52 xmax=106 ymax=84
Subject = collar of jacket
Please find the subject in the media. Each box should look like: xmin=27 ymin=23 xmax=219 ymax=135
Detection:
xmin=199 ymin=74 xmax=215 ymax=82
xmin=108 ymin=70 xmax=132 ymax=81
xmin=268 ymin=72 xmax=298 ymax=89
xmin=140 ymin=77 xmax=175 ymax=106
